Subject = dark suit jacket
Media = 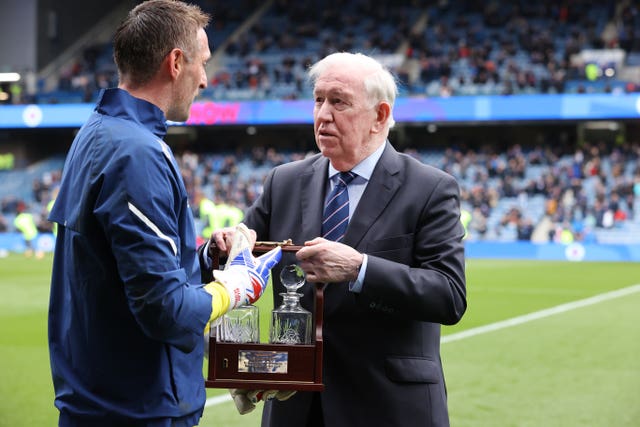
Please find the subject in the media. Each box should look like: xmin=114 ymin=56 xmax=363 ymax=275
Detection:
xmin=244 ymin=142 xmax=467 ymax=427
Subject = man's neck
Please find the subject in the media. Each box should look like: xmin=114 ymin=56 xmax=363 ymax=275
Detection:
xmin=118 ymin=80 xmax=169 ymax=117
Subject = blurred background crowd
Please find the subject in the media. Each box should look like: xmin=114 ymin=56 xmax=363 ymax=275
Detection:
xmin=1 ymin=0 xmax=640 ymax=248
xmin=2 ymin=139 xmax=639 ymax=245
xmin=2 ymin=0 xmax=639 ymax=104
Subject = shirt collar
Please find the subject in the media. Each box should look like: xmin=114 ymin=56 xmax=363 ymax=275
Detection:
xmin=328 ymin=141 xmax=386 ymax=181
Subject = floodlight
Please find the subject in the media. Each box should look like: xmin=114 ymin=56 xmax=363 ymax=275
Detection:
xmin=0 ymin=73 xmax=21 ymax=83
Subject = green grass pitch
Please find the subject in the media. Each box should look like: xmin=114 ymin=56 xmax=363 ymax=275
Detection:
xmin=1 ymin=253 xmax=638 ymax=426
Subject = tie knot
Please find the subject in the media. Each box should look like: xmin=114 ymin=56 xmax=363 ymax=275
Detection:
xmin=337 ymin=171 xmax=356 ymax=187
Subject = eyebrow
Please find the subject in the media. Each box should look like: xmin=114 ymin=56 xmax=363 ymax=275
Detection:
xmin=314 ymin=88 xmax=353 ymax=99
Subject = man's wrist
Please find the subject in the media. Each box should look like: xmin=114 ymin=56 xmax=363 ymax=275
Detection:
xmin=349 ymin=254 xmax=367 ymax=293
xmin=207 ymin=240 xmax=217 ymax=259
xmin=354 ymin=256 xmax=363 ymax=278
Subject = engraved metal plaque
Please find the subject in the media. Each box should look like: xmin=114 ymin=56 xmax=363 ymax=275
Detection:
xmin=238 ymin=350 xmax=289 ymax=374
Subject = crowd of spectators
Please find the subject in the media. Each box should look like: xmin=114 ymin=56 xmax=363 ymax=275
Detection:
xmin=193 ymin=0 xmax=640 ymax=99
xmin=2 ymin=0 xmax=639 ymax=105
xmin=435 ymin=141 xmax=640 ymax=242
xmin=2 ymin=1 xmax=640 ymax=246
xmin=4 ymin=140 xmax=638 ymax=245
xmin=403 ymin=0 xmax=639 ymax=96
xmin=0 ymin=167 xmax=60 ymax=235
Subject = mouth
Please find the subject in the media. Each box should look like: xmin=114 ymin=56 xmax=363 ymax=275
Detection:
xmin=317 ymin=128 xmax=337 ymax=139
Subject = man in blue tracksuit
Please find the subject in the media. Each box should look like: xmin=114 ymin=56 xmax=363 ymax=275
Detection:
xmin=47 ymin=2 xmax=280 ymax=426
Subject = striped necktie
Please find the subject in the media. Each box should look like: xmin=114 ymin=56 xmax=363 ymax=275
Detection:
xmin=322 ymin=171 xmax=356 ymax=242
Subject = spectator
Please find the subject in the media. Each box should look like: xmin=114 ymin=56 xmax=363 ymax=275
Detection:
xmin=13 ymin=201 xmax=42 ymax=258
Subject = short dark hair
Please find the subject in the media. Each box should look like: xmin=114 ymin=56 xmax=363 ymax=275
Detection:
xmin=114 ymin=0 xmax=210 ymax=86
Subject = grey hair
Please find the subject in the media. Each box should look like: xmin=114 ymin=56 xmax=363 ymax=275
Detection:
xmin=308 ymin=52 xmax=398 ymax=129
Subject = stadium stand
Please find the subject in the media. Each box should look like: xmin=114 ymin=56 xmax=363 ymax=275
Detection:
xmin=2 ymin=0 xmax=639 ymax=104
xmin=0 ymin=0 xmax=639 ymax=249
xmin=3 ymin=140 xmax=637 ymax=245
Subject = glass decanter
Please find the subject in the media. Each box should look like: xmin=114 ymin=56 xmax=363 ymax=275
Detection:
xmin=270 ymin=264 xmax=312 ymax=345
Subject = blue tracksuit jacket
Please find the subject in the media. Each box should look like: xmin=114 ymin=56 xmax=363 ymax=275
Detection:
xmin=48 ymin=88 xmax=212 ymax=426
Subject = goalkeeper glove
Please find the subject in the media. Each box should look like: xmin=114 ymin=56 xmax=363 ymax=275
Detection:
xmin=204 ymin=223 xmax=281 ymax=322
xmin=229 ymin=388 xmax=297 ymax=415
xmin=213 ymin=244 xmax=281 ymax=310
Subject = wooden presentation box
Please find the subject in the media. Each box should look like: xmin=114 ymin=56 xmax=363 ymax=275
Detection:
xmin=205 ymin=243 xmax=324 ymax=391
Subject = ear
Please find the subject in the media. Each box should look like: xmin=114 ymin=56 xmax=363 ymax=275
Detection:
xmin=167 ymin=48 xmax=185 ymax=80
xmin=371 ymin=101 xmax=391 ymax=134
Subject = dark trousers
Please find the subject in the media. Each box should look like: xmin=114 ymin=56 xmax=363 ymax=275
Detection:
xmin=306 ymin=392 xmax=325 ymax=427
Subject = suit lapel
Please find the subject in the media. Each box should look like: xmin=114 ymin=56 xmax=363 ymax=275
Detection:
xmin=344 ymin=142 xmax=402 ymax=249
xmin=300 ymin=156 xmax=329 ymax=242
xmin=296 ymin=145 xmax=403 ymax=248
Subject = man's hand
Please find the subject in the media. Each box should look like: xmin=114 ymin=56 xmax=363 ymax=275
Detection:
xmin=203 ymin=224 xmax=281 ymax=323
xmin=208 ymin=225 xmax=256 ymax=259
xmin=229 ymin=389 xmax=296 ymax=415
xmin=296 ymin=237 xmax=363 ymax=283
xmin=213 ymin=244 xmax=281 ymax=310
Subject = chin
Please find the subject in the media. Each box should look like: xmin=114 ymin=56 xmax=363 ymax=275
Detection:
xmin=317 ymin=138 xmax=338 ymax=152
xmin=316 ymin=143 xmax=329 ymax=155
xmin=168 ymin=110 xmax=190 ymax=123
xmin=319 ymin=148 xmax=340 ymax=162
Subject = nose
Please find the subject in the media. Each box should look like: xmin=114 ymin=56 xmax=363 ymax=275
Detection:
xmin=200 ymin=70 xmax=208 ymax=89
xmin=315 ymin=100 xmax=332 ymax=122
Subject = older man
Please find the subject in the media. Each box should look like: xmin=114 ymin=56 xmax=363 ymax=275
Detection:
xmin=213 ymin=52 xmax=467 ymax=427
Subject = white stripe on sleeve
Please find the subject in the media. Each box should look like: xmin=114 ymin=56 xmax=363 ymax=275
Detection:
xmin=128 ymin=201 xmax=178 ymax=256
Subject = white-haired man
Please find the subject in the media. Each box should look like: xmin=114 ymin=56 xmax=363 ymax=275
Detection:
xmin=212 ymin=51 xmax=467 ymax=427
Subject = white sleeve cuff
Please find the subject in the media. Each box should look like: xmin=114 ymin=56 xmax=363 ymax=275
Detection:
xmin=348 ymin=254 xmax=368 ymax=293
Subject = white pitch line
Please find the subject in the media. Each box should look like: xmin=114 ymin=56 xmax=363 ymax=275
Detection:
xmin=442 ymin=283 xmax=640 ymax=344
xmin=205 ymin=393 xmax=232 ymax=407
xmin=205 ymin=283 xmax=640 ymax=408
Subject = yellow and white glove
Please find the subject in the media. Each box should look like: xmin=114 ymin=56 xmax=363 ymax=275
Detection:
xmin=203 ymin=223 xmax=281 ymax=323
xmin=229 ymin=388 xmax=297 ymax=415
